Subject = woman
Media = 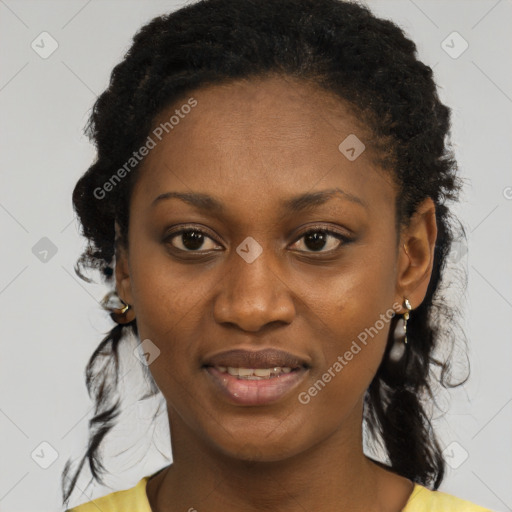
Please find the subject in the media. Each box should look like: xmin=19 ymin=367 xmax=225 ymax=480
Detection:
xmin=62 ymin=0 xmax=493 ymax=510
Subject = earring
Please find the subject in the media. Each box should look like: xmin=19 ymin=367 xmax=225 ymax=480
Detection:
xmin=119 ymin=302 xmax=130 ymax=315
xmin=101 ymin=291 xmax=136 ymax=325
xmin=388 ymin=298 xmax=412 ymax=363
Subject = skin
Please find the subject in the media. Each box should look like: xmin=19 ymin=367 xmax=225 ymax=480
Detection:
xmin=115 ymin=75 xmax=437 ymax=512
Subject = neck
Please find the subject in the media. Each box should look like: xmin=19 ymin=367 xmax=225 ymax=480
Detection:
xmin=148 ymin=399 xmax=412 ymax=512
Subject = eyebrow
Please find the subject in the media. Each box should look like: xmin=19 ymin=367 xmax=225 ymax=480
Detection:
xmin=283 ymin=188 xmax=367 ymax=212
xmin=151 ymin=187 xmax=367 ymax=213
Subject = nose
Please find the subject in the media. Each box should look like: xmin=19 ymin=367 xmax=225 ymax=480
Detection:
xmin=213 ymin=246 xmax=296 ymax=332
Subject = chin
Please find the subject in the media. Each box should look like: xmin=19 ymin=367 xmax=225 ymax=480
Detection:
xmin=209 ymin=427 xmax=315 ymax=464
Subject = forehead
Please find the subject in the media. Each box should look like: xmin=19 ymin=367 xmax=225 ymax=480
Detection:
xmin=131 ymin=75 xmax=396 ymax=217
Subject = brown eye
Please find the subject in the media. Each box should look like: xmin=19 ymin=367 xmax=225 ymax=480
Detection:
xmin=290 ymin=228 xmax=349 ymax=253
xmin=166 ymin=228 xmax=220 ymax=252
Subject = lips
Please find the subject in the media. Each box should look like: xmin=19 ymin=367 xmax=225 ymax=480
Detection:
xmin=202 ymin=348 xmax=311 ymax=406
xmin=202 ymin=348 xmax=310 ymax=370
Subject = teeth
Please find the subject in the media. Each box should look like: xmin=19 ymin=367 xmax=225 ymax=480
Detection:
xmin=215 ymin=366 xmax=294 ymax=378
xmin=254 ymin=368 xmax=271 ymax=377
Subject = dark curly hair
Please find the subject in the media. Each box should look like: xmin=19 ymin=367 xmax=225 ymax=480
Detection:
xmin=62 ymin=0 xmax=468 ymax=506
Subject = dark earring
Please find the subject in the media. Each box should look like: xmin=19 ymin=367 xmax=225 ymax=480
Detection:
xmin=388 ymin=298 xmax=412 ymax=363
xmin=101 ymin=291 xmax=136 ymax=325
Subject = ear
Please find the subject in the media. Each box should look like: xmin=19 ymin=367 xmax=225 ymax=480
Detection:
xmin=395 ymin=197 xmax=437 ymax=312
xmin=114 ymin=221 xmax=135 ymax=307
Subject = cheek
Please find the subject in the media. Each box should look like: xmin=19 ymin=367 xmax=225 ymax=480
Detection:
xmin=297 ymin=320 xmax=391 ymax=433
xmin=125 ymin=241 xmax=204 ymax=370
xmin=128 ymin=227 xmax=207 ymax=329
xmin=305 ymin=246 xmax=397 ymax=406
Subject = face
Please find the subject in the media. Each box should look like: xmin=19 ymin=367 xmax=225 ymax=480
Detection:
xmin=116 ymin=75 xmax=434 ymax=463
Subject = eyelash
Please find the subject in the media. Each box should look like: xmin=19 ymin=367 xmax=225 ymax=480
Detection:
xmin=164 ymin=224 xmax=352 ymax=255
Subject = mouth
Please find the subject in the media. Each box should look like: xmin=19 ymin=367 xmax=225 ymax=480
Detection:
xmin=202 ymin=348 xmax=311 ymax=406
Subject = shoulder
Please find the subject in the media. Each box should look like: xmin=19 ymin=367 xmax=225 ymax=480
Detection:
xmin=403 ymin=483 xmax=496 ymax=512
xmin=65 ymin=475 xmax=152 ymax=512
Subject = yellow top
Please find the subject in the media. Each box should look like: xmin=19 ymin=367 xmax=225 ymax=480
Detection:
xmin=67 ymin=471 xmax=495 ymax=512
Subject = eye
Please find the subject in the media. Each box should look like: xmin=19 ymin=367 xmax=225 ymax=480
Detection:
xmin=289 ymin=227 xmax=350 ymax=253
xmin=164 ymin=225 xmax=351 ymax=255
xmin=165 ymin=227 xmax=222 ymax=252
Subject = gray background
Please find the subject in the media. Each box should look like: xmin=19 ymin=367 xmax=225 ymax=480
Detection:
xmin=1 ymin=0 xmax=511 ymax=511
